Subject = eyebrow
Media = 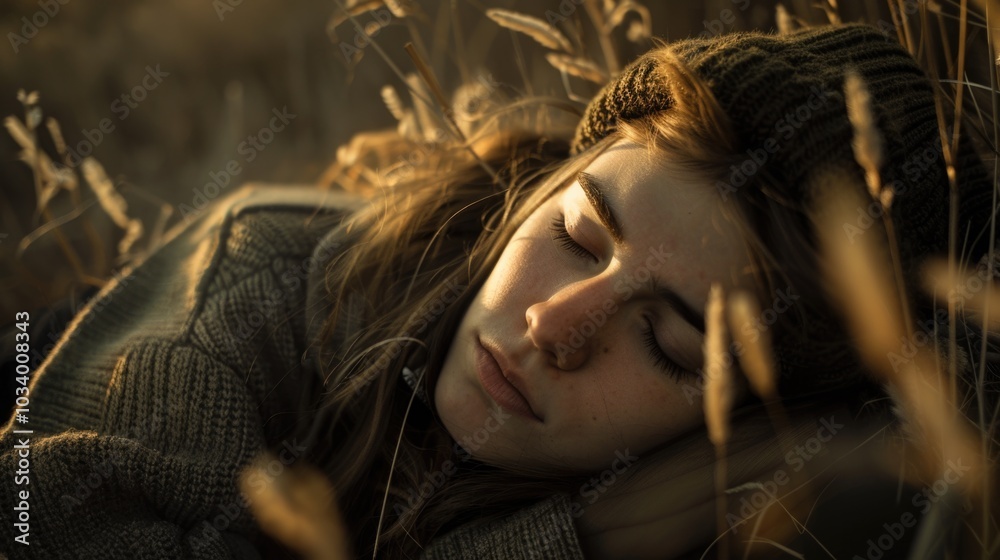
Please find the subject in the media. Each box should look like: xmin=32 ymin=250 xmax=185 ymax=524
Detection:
xmin=577 ymin=172 xmax=625 ymax=245
xmin=576 ymin=171 xmax=706 ymax=334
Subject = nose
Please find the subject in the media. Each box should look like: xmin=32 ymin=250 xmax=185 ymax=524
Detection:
xmin=525 ymin=277 xmax=613 ymax=371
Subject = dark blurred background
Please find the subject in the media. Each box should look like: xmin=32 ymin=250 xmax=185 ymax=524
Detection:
xmin=0 ymin=0 xmax=993 ymax=321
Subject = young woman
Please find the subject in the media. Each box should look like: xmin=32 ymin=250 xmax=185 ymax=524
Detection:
xmin=1 ymin=21 xmax=996 ymax=560
xmin=293 ymin=21 xmax=999 ymax=559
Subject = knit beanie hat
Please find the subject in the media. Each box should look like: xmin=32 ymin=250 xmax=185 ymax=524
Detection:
xmin=570 ymin=23 xmax=997 ymax=396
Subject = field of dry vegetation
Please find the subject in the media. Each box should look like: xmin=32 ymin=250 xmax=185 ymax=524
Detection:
xmin=2 ymin=0 xmax=999 ymax=558
xmin=0 ymin=1 xmax=992 ymax=316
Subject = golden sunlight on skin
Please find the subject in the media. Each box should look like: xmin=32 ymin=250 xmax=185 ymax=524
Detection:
xmin=435 ymin=139 xmax=753 ymax=473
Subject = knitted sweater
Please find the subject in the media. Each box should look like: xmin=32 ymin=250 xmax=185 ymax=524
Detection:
xmin=0 ymin=184 xmax=585 ymax=560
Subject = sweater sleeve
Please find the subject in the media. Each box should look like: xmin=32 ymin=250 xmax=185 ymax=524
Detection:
xmin=0 ymin=184 xmax=365 ymax=560
xmin=0 ymin=339 xmax=266 ymax=560
xmin=419 ymin=493 xmax=587 ymax=560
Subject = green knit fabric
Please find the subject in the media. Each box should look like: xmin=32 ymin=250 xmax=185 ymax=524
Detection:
xmin=571 ymin=23 xmax=996 ymax=390
xmin=0 ymin=185 xmax=585 ymax=560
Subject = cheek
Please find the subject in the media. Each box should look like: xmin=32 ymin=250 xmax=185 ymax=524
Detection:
xmin=560 ymin=367 xmax=705 ymax=459
xmin=478 ymin=221 xmax=552 ymax=310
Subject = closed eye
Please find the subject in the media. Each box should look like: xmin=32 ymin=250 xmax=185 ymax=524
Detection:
xmin=548 ymin=213 xmax=598 ymax=263
xmin=641 ymin=315 xmax=689 ymax=382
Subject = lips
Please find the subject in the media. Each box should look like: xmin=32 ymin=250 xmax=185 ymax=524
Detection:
xmin=475 ymin=337 xmax=542 ymax=422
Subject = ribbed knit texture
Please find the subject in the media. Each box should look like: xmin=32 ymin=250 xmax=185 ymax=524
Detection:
xmin=0 ymin=184 xmax=585 ymax=560
xmin=571 ymin=23 xmax=996 ymax=389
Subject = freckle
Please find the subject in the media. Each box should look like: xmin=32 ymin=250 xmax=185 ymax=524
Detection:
xmin=602 ymin=346 xmax=609 ymax=354
xmin=591 ymin=416 xmax=597 ymax=421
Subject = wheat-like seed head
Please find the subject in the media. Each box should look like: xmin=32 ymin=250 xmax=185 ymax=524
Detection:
xmin=380 ymin=84 xmax=408 ymax=122
xmin=728 ymin=290 xmax=778 ymax=401
xmin=845 ymin=68 xmax=885 ymax=202
xmin=545 ymin=53 xmax=609 ymax=84
xmin=486 ymin=9 xmax=574 ymax=54
xmin=705 ymin=283 xmax=734 ymax=448
xmin=240 ymin=454 xmax=351 ymax=560
xmin=775 ymin=4 xmax=796 ymax=35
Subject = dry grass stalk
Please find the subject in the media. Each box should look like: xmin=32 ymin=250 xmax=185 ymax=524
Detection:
xmin=385 ymin=0 xmax=421 ymax=19
xmin=400 ymin=42 xmax=506 ymax=190
xmin=6 ymin=118 xmax=67 ymax=217
xmin=815 ymin=169 xmax=985 ymax=498
xmin=726 ymin=289 xmax=798 ymax=497
xmin=948 ymin=0 xmax=970 ymax=161
xmin=404 ymin=71 xmax=444 ymax=143
xmin=545 ymin=53 xmax=609 ymax=84
xmin=44 ymin=115 xmax=107 ymax=273
xmin=704 ymin=282 xmax=732 ymax=559
xmin=328 ymin=0 xmax=386 ymax=34
xmin=816 ymin=172 xmax=906 ymax=370
xmin=604 ymin=1 xmax=652 ymax=42
xmin=894 ymin=0 xmax=917 ymax=54
xmin=845 ymin=68 xmax=914 ymax=340
xmin=81 ymin=158 xmax=143 ymax=258
xmin=844 ymin=69 xmax=884 ymax=201
xmin=819 ymin=0 xmax=842 ymax=24
xmin=705 ymin=283 xmax=734 ymax=447
xmin=583 ymin=0 xmax=621 ymax=75
xmin=239 ymin=454 xmax=351 ymax=560
xmin=485 ymin=9 xmax=574 ymax=54
xmin=380 ymin=84 xmax=408 ymax=122
xmin=6 ymin=100 xmax=103 ymax=287
xmin=775 ymin=4 xmax=796 ymax=35
xmin=44 ymin=116 xmax=68 ymax=160
xmin=727 ymin=290 xmax=777 ymax=401
xmin=922 ymin=258 xmax=1000 ymax=330
xmin=329 ymin=0 xmax=507 ymax=192
xmin=404 ymin=43 xmax=450 ymax=118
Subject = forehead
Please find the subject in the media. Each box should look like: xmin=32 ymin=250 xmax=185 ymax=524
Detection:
xmin=567 ymin=139 xmax=750 ymax=285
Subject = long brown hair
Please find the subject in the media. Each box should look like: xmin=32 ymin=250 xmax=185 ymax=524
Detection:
xmin=283 ymin=43 xmax=996 ymax=559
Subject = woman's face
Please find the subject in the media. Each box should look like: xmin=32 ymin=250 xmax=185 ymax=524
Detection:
xmin=435 ymin=138 xmax=753 ymax=472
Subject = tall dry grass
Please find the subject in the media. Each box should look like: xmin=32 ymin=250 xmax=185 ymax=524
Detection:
xmin=3 ymin=0 xmax=999 ymax=558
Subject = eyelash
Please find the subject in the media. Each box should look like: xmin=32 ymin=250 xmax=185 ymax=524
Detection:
xmin=641 ymin=318 xmax=687 ymax=380
xmin=548 ymin=214 xmax=598 ymax=262
xmin=548 ymin=212 xmax=687 ymax=380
